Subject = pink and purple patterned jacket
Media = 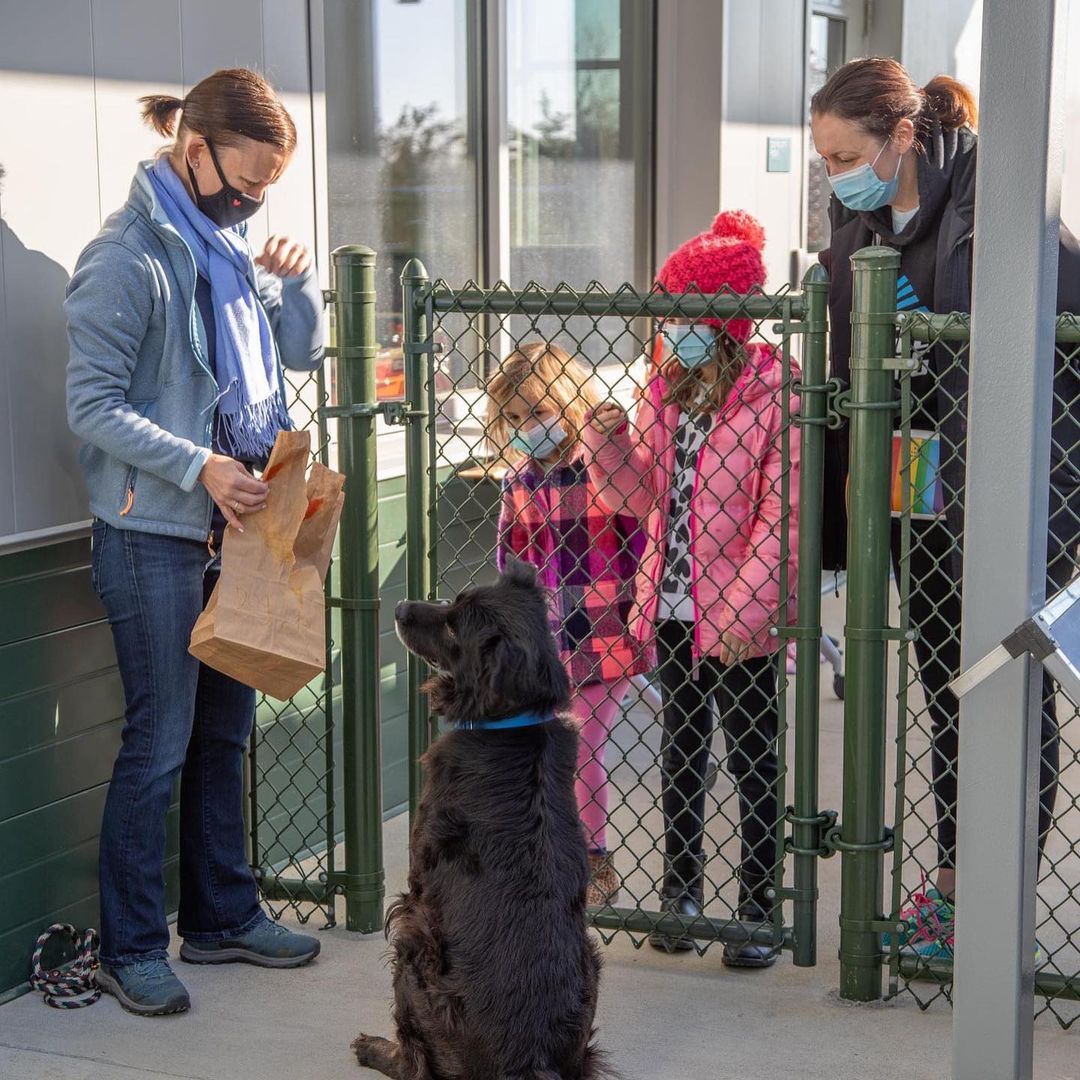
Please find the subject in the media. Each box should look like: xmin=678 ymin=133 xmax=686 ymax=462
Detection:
xmin=496 ymin=454 xmax=651 ymax=686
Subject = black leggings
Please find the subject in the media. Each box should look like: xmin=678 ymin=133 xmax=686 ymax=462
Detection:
xmin=892 ymin=518 xmax=1063 ymax=870
xmin=655 ymin=620 xmax=780 ymax=884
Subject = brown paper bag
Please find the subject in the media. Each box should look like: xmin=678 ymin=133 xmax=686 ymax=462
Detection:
xmin=189 ymin=429 xmax=346 ymax=700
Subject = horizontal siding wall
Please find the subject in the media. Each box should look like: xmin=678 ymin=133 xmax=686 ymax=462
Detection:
xmin=0 ymin=537 xmax=176 ymax=1003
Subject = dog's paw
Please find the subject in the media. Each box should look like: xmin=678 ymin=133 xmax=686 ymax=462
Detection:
xmin=351 ymin=1034 xmax=377 ymax=1064
xmin=352 ymin=1033 xmax=398 ymax=1072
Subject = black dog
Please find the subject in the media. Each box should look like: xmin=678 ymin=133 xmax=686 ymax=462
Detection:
xmin=353 ymin=557 xmax=611 ymax=1080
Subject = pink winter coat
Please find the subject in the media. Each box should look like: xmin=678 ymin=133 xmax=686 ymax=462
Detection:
xmin=582 ymin=344 xmax=800 ymax=661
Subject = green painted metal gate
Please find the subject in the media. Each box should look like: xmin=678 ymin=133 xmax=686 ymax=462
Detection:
xmin=392 ymin=261 xmax=834 ymax=963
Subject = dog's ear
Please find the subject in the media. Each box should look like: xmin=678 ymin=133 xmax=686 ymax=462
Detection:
xmin=487 ymin=631 xmax=568 ymax=709
xmin=487 ymin=632 xmax=530 ymax=702
xmin=500 ymin=555 xmax=537 ymax=589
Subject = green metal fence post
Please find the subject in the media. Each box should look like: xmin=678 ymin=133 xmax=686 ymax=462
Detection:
xmin=331 ymin=245 xmax=385 ymax=932
xmin=839 ymin=246 xmax=900 ymax=1000
xmin=791 ymin=263 xmax=830 ymax=968
xmin=401 ymin=258 xmax=432 ymax=822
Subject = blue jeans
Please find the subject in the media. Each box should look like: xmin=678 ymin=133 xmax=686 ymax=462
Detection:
xmin=92 ymin=518 xmax=264 ymax=965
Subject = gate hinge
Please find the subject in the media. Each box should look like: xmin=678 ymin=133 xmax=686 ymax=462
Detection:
xmin=832 ymin=388 xmax=901 ymax=418
xmin=839 ymin=914 xmax=904 ymax=936
xmin=402 ymin=341 xmax=442 ymax=357
xmin=784 ymin=806 xmax=839 ymax=858
xmin=771 ymin=884 xmax=819 ymax=903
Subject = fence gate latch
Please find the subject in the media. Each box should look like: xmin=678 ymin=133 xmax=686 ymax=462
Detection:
xmin=793 ymin=378 xmax=847 ymax=430
xmin=785 ymin=807 xmax=839 ymax=858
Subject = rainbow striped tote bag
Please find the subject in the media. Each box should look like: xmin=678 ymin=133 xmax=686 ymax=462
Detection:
xmin=890 ymin=428 xmax=945 ymax=519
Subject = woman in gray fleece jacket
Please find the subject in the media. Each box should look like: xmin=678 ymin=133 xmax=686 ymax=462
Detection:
xmin=65 ymin=68 xmax=325 ymax=1017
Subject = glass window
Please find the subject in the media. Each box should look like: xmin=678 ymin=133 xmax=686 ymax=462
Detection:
xmin=321 ymin=0 xmax=653 ymax=471
xmin=506 ymin=0 xmax=647 ymax=287
xmin=324 ymin=0 xmax=478 ymax=374
xmin=323 ymin=0 xmax=479 ymax=475
xmin=503 ymin=0 xmax=653 ymax=378
xmin=806 ymin=12 xmax=847 ymax=253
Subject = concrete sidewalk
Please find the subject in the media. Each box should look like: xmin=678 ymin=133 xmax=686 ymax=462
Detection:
xmin=3 ymin=591 xmax=1080 ymax=1079
xmin=3 ymin=811 xmax=1078 ymax=1079
xmin=0 ymin=841 xmax=1074 ymax=1080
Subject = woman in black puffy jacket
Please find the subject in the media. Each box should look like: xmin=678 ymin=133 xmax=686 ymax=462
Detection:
xmin=812 ymin=57 xmax=1080 ymax=955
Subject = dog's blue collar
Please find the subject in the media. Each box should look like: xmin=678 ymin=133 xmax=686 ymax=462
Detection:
xmin=457 ymin=710 xmax=553 ymax=731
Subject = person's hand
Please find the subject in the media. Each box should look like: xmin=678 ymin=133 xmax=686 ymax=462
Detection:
xmin=255 ymin=235 xmax=311 ymax=278
xmin=717 ymin=629 xmax=751 ymax=667
xmin=589 ymin=403 xmax=627 ymax=436
xmin=198 ymin=454 xmax=269 ymax=533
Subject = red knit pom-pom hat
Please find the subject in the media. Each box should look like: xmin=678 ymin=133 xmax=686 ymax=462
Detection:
xmin=654 ymin=210 xmax=767 ymax=344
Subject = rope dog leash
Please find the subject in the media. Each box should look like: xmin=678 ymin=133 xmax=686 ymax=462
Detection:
xmin=29 ymin=924 xmax=101 ymax=1008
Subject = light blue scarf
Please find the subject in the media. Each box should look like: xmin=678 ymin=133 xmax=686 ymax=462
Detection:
xmin=146 ymin=157 xmax=289 ymax=460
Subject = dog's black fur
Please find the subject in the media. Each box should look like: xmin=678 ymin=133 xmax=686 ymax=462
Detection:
xmin=352 ymin=558 xmax=610 ymax=1080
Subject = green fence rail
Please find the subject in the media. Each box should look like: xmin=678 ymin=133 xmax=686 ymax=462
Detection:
xmin=324 ymin=247 xmax=386 ymax=932
xmin=788 ymin=263 xmax=831 ymax=968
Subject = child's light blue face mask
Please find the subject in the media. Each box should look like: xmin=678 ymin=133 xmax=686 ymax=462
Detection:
xmin=827 ymin=139 xmax=903 ymax=212
xmin=510 ymin=417 xmax=568 ymax=460
xmin=662 ymin=323 xmax=717 ymax=369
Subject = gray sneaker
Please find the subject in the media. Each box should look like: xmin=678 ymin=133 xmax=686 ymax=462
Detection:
xmin=179 ymin=918 xmax=320 ymax=968
xmin=97 ymin=957 xmax=191 ymax=1016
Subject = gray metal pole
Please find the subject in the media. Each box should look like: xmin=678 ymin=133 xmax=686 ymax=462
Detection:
xmin=952 ymin=1 xmax=1068 ymax=1076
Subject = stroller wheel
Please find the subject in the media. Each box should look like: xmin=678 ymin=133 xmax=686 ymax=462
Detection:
xmin=833 ymin=673 xmax=845 ymax=700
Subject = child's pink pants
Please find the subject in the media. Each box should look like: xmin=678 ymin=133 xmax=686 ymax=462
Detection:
xmin=569 ymin=678 xmax=631 ymax=853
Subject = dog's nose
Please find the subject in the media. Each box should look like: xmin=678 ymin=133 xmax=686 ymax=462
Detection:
xmin=395 ymin=600 xmax=409 ymax=623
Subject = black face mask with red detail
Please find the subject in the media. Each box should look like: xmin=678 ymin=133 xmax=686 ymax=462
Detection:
xmin=187 ymin=140 xmax=263 ymax=228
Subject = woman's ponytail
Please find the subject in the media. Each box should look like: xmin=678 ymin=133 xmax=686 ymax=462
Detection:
xmin=139 ymin=94 xmax=185 ymax=137
xmin=136 ymin=71 xmax=296 ymax=153
xmin=922 ymin=75 xmax=978 ymax=133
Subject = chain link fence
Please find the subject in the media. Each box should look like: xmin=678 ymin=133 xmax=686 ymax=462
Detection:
xmin=243 ymin=246 xmax=1080 ymax=1010
xmin=398 ymin=270 xmax=833 ymax=961
xmin=248 ymin=315 xmax=340 ymax=928
xmin=886 ymin=310 xmax=1080 ymax=1025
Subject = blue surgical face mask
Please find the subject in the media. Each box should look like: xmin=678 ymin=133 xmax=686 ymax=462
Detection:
xmin=509 ymin=417 xmax=568 ymax=460
xmin=827 ymin=140 xmax=902 ymax=212
xmin=662 ymin=323 xmax=717 ymax=369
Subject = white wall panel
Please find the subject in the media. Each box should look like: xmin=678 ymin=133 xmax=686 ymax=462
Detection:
xmin=0 ymin=3 xmax=100 ymax=542
xmin=0 ymin=0 xmax=321 ymax=549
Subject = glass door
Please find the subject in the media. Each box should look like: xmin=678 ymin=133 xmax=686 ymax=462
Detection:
xmin=803 ymin=1 xmax=865 ymax=254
